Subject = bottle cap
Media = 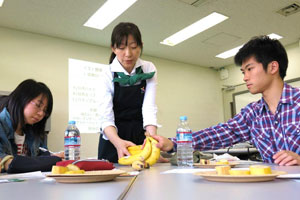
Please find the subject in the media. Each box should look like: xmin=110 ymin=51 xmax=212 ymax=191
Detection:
xmin=180 ymin=116 xmax=187 ymax=121
xmin=68 ymin=120 xmax=76 ymax=124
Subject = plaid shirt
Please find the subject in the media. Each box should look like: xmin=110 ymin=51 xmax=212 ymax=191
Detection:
xmin=171 ymin=83 xmax=300 ymax=163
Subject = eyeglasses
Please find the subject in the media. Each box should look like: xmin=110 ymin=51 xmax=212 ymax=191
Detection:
xmin=30 ymin=101 xmax=47 ymax=115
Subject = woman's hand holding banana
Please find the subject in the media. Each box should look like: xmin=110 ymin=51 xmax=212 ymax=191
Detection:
xmin=118 ymin=136 xmax=161 ymax=166
xmin=115 ymin=139 xmax=136 ymax=159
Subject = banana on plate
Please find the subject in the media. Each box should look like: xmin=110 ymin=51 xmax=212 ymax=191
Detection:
xmin=249 ymin=165 xmax=272 ymax=175
xmin=51 ymin=164 xmax=85 ymax=174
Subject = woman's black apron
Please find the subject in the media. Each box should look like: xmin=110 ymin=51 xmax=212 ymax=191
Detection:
xmin=98 ymin=71 xmax=146 ymax=163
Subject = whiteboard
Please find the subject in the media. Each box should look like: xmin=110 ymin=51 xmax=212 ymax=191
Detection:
xmin=233 ymin=77 xmax=300 ymax=115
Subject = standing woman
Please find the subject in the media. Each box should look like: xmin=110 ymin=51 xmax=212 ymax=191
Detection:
xmin=0 ymin=79 xmax=62 ymax=173
xmin=98 ymin=22 xmax=158 ymax=163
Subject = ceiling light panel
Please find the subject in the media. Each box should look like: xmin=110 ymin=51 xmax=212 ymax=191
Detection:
xmin=0 ymin=0 xmax=4 ymax=7
xmin=161 ymin=12 xmax=228 ymax=46
xmin=216 ymin=33 xmax=283 ymax=59
xmin=84 ymin=0 xmax=137 ymax=30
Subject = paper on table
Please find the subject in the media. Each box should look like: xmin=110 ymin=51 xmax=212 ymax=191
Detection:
xmin=277 ymin=173 xmax=300 ymax=179
xmin=213 ymin=153 xmax=240 ymax=161
xmin=235 ymin=160 xmax=262 ymax=165
xmin=161 ymin=168 xmax=215 ymax=174
xmin=0 ymin=171 xmax=45 ymax=180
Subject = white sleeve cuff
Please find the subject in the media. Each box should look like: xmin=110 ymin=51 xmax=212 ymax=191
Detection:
xmin=101 ymin=123 xmax=118 ymax=140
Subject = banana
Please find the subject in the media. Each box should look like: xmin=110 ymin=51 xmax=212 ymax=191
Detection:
xmin=66 ymin=164 xmax=80 ymax=171
xmin=128 ymin=145 xmax=143 ymax=155
xmin=51 ymin=166 xmax=68 ymax=174
xmin=215 ymin=166 xmax=231 ymax=175
xmin=131 ymin=160 xmax=149 ymax=171
xmin=145 ymin=137 xmax=161 ymax=166
xmin=51 ymin=165 xmax=85 ymax=175
xmin=229 ymin=169 xmax=250 ymax=175
xmin=118 ymin=137 xmax=152 ymax=165
xmin=128 ymin=145 xmax=142 ymax=151
xmin=64 ymin=170 xmax=85 ymax=174
xmin=249 ymin=165 xmax=272 ymax=175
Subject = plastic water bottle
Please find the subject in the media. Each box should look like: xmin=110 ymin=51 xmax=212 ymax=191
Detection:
xmin=176 ymin=116 xmax=193 ymax=167
xmin=64 ymin=120 xmax=81 ymax=160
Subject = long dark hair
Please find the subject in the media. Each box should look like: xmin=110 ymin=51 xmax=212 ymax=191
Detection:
xmin=109 ymin=22 xmax=143 ymax=64
xmin=0 ymin=79 xmax=53 ymax=139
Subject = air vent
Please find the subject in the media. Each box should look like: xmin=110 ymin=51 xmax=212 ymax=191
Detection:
xmin=277 ymin=3 xmax=300 ymax=16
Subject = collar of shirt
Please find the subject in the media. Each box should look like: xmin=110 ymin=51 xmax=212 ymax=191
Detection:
xmin=280 ymin=83 xmax=294 ymax=105
xmin=257 ymin=83 xmax=294 ymax=115
xmin=110 ymin=57 xmax=142 ymax=75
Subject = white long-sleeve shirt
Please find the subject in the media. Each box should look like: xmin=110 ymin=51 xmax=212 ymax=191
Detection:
xmin=99 ymin=57 xmax=158 ymax=134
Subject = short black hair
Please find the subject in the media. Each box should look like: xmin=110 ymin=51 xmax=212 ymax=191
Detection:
xmin=0 ymin=79 xmax=53 ymax=139
xmin=234 ymin=35 xmax=288 ymax=80
xmin=109 ymin=22 xmax=143 ymax=64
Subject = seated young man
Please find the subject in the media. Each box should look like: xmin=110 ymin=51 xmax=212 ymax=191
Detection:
xmin=153 ymin=35 xmax=300 ymax=166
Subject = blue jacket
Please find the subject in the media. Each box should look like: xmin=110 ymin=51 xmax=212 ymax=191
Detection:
xmin=0 ymin=108 xmax=47 ymax=160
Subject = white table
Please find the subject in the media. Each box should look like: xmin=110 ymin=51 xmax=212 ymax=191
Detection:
xmin=1 ymin=163 xmax=299 ymax=200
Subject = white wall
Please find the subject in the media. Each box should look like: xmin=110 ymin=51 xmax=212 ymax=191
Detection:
xmin=221 ymin=41 xmax=300 ymax=121
xmin=0 ymin=27 xmax=224 ymax=158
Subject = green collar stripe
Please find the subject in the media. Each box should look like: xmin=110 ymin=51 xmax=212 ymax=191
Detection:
xmin=113 ymin=67 xmax=155 ymax=86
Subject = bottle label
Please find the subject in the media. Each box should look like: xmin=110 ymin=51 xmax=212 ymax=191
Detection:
xmin=64 ymin=136 xmax=81 ymax=146
xmin=176 ymin=131 xmax=192 ymax=143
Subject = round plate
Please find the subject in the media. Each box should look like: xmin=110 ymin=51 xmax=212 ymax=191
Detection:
xmin=47 ymin=169 xmax=126 ymax=183
xmin=194 ymin=170 xmax=286 ymax=183
xmin=193 ymin=162 xmax=238 ymax=168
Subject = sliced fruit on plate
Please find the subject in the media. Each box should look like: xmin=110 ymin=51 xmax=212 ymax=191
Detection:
xmin=229 ymin=169 xmax=250 ymax=175
xmin=51 ymin=166 xmax=68 ymax=175
xmin=249 ymin=165 xmax=272 ymax=175
xmin=66 ymin=164 xmax=81 ymax=171
xmin=64 ymin=170 xmax=85 ymax=174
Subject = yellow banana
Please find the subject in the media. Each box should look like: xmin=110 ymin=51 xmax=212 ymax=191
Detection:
xmin=129 ymin=149 xmax=143 ymax=155
xmin=249 ymin=165 xmax=272 ymax=175
xmin=131 ymin=160 xmax=149 ymax=171
xmin=128 ymin=145 xmax=142 ymax=151
xmin=145 ymin=137 xmax=161 ymax=166
xmin=128 ymin=145 xmax=143 ymax=155
xmin=118 ymin=137 xmax=152 ymax=165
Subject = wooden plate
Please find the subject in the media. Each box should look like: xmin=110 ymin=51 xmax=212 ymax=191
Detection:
xmin=193 ymin=162 xmax=238 ymax=168
xmin=194 ymin=170 xmax=286 ymax=183
xmin=47 ymin=169 xmax=126 ymax=183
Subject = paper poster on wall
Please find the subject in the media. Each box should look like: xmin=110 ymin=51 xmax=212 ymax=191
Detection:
xmin=69 ymin=58 xmax=108 ymax=133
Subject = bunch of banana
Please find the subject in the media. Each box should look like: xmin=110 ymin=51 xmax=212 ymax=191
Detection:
xmin=145 ymin=137 xmax=161 ymax=166
xmin=131 ymin=160 xmax=149 ymax=171
xmin=128 ymin=145 xmax=143 ymax=155
xmin=118 ymin=136 xmax=160 ymax=167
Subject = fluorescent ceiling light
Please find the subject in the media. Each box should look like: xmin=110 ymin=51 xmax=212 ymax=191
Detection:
xmin=0 ymin=0 xmax=4 ymax=7
xmin=84 ymin=0 xmax=137 ymax=30
xmin=216 ymin=33 xmax=283 ymax=59
xmin=160 ymin=12 xmax=228 ymax=46
xmin=267 ymin=33 xmax=283 ymax=40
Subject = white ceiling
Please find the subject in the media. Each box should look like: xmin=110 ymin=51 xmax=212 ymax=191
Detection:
xmin=0 ymin=0 xmax=299 ymax=68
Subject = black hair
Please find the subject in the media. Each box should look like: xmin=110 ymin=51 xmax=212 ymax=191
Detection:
xmin=0 ymin=79 xmax=53 ymax=139
xmin=234 ymin=35 xmax=288 ymax=80
xmin=109 ymin=22 xmax=143 ymax=64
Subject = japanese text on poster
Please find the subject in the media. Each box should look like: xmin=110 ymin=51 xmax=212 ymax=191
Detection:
xmin=69 ymin=58 xmax=107 ymax=133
